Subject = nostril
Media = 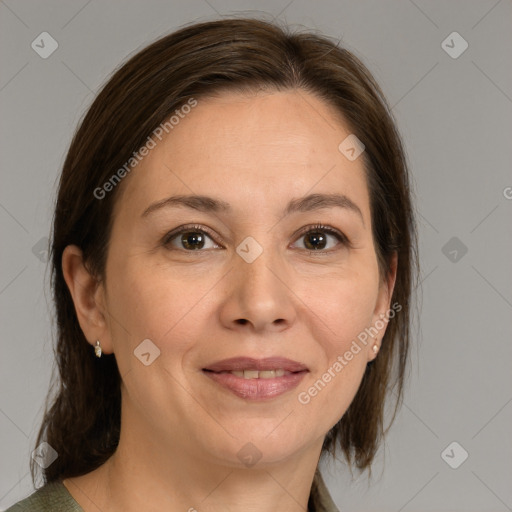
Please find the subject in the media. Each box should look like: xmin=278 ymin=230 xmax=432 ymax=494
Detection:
xmin=236 ymin=319 xmax=249 ymax=325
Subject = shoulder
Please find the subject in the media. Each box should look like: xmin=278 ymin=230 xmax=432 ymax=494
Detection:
xmin=4 ymin=481 xmax=84 ymax=512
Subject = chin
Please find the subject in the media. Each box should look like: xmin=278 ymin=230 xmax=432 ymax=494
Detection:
xmin=204 ymin=422 xmax=316 ymax=469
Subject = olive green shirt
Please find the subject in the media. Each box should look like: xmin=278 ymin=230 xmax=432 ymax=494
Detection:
xmin=5 ymin=470 xmax=339 ymax=511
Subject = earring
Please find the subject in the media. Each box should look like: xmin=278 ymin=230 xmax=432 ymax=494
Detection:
xmin=372 ymin=344 xmax=379 ymax=354
xmin=94 ymin=340 xmax=102 ymax=358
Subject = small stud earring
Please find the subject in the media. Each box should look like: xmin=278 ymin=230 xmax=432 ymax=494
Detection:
xmin=372 ymin=344 xmax=379 ymax=354
xmin=94 ymin=340 xmax=102 ymax=358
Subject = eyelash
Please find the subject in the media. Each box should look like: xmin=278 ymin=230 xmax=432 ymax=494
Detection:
xmin=293 ymin=224 xmax=350 ymax=254
xmin=162 ymin=223 xmax=350 ymax=254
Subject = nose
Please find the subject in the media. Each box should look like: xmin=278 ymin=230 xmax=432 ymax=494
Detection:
xmin=219 ymin=249 xmax=297 ymax=334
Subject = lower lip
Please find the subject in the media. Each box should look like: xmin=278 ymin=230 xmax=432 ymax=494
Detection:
xmin=203 ymin=370 xmax=307 ymax=401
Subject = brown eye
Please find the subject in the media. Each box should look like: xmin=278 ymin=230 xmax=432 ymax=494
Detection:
xmin=303 ymin=231 xmax=328 ymax=250
xmin=180 ymin=231 xmax=207 ymax=250
xmin=164 ymin=226 xmax=221 ymax=251
xmin=292 ymin=226 xmax=347 ymax=252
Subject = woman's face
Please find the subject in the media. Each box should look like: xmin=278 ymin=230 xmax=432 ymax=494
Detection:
xmin=93 ymin=90 xmax=395 ymax=467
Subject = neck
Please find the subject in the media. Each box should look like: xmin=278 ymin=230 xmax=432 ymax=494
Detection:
xmin=65 ymin=398 xmax=324 ymax=512
xmin=107 ymin=452 xmax=319 ymax=512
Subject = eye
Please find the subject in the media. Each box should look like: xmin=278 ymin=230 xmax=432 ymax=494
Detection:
xmin=291 ymin=224 xmax=348 ymax=252
xmin=163 ymin=225 xmax=221 ymax=251
xmin=162 ymin=224 xmax=348 ymax=253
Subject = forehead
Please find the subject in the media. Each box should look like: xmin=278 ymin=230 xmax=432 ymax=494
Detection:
xmin=117 ymin=90 xmax=370 ymax=220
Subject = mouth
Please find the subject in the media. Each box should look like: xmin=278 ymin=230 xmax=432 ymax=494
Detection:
xmin=202 ymin=357 xmax=309 ymax=401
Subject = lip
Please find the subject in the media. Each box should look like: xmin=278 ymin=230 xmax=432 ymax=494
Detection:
xmin=202 ymin=357 xmax=309 ymax=401
xmin=204 ymin=357 xmax=308 ymax=373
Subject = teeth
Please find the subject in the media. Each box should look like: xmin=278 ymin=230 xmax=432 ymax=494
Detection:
xmin=227 ymin=369 xmax=289 ymax=379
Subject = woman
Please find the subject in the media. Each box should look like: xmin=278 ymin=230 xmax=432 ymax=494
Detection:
xmin=8 ymin=17 xmax=417 ymax=512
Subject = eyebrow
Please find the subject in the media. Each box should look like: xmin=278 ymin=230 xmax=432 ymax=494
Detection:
xmin=141 ymin=193 xmax=364 ymax=225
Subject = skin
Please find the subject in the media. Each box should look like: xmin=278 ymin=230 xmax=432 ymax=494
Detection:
xmin=62 ymin=89 xmax=396 ymax=512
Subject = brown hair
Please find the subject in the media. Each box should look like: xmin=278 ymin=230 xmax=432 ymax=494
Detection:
xmin=33 ymin=17 xmax=418 ymax=485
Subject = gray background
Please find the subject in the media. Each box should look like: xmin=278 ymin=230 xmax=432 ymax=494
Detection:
xmin=1 ymin=1 xmax=511 ymax=510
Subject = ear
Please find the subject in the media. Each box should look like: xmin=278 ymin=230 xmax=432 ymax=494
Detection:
xmin=62 ymin=245 xmax=113 ymax=354
xmin=368 ymin=251 xmax=398 ymax=361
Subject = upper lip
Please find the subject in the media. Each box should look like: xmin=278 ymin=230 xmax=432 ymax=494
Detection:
xmin=203 ymin=357 xmax=308 ymax=373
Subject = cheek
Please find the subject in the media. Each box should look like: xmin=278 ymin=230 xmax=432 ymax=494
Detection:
xmin=302 ymin=267 xmax=379 ymax=350
xmin=293 ymin=265 xmax=378 ymax=417
xmin=105 ymin=258 xmax=218 ymax=357
xmin=295 ymin=280 xmax=375 ymax=429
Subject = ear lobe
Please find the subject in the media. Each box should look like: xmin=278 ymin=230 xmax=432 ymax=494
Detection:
xmin=61 ymin=245 xmax=111 ymax=353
